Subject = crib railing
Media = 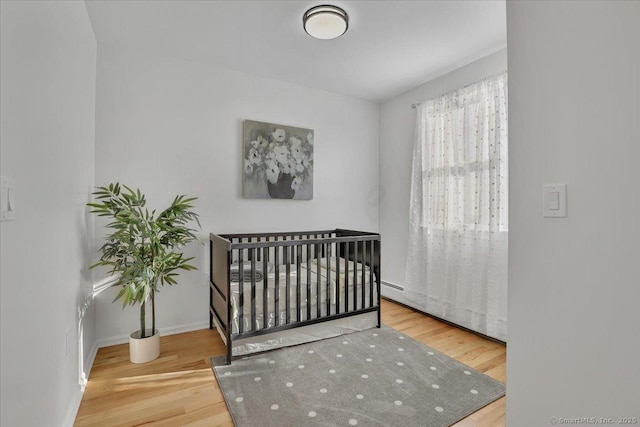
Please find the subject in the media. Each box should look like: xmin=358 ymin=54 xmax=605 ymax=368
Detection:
xmin=209 ymin=229 xmax=381 ymax=364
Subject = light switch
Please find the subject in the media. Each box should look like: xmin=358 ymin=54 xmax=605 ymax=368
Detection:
xmin=547 ymin=191 xmax=560 ymax=210
xmin=543 ymin=184 xmax=567 ymax=218
xmin=1 ymin=176 xmax=15 ymax=222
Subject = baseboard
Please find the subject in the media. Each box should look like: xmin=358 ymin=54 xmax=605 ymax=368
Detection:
xmin=381 ymin=280 xmax=404 ymax=291
xmin=62 ymin=340 xmax=99 ymax=427
xmin=381 ymin=295 xmax=506 ymax=345
xmin=96 ymin=320 xmax=211 ymax=348
xmin=83 ymin=341 xmax=99 ymax=383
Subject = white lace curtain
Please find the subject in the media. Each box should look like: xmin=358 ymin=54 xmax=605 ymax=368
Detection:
xmin=404 ymin=73 xmax=508 ymax=341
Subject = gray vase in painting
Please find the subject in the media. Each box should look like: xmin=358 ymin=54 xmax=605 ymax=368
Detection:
xmin=267 ymin=173 xmax=296 ymax=199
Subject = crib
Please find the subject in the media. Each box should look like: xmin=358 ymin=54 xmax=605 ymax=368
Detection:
xmin=209 ymin=229 xmax=381 ymax=364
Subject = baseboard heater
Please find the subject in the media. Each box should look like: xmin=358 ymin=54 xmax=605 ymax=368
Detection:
xmin=382 ymin=281 xmax=404 ymax=291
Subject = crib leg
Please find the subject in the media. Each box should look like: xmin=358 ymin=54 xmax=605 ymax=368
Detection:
xmin=226 ymin=344 xmax=232 ymax=365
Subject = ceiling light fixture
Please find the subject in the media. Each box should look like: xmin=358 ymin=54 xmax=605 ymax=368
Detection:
xmin=303 ymin=5 xmax=349 ymax=40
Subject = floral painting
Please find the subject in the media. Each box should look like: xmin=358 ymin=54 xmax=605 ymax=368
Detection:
xmin=242 ymin=120 xmax=314 ymax=200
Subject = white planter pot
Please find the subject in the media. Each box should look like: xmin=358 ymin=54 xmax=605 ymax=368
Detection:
xmin=129 ymin=329 xmax=160 ymax=363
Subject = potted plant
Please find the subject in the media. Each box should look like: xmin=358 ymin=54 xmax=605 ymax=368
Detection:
xmin=88 ymin=183 xmax=200 ymax=363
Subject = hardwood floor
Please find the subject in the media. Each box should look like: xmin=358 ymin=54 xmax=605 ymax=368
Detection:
xmin=74 ymin=299 xmax=506 ymax=426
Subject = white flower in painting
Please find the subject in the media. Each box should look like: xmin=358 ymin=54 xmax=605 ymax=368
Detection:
xmin=244 ymin=159 xmax=253 ymax=175
xmin=288 ymin=158 xmax=297 ymax=173
xmin=295 ymin=162 xmax=304 ymax=173
xmin=291 ymin=143 xmax=303 ymax=161
xmin=274 ymin=145 xmax=290 ymax=166
xmin=257 ymin=135 xmax=268 ymax=149
xmin=248 ymin=148 xmax=261 ymax=164
xmin=272 ymin=128 xmax=286 ymax=142
xmin=281 ymin=161 xmax=292 ymax=175
xmin=307 ymin=132 xmax=313 ymax=145
xmin=302 ymin=155 xmax=310 ymax=168
xmin=265 ymin=159 xmax=280 ymax=184
xmin=291 ymin=177 xmax=302 ymax=191
xmin=290 ymin=136 xmax=302 ymax=148
xmin=251 ymin=139 xmax=259 ymax=149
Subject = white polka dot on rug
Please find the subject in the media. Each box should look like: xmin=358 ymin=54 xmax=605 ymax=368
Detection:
xmin=270 ymin=404 xmax=279 ymax=410
xmin=398 ymin=348 xmax=404 ymax=352
xmin=430 ymin=366 xmax=437 ymax=371
xmin=399 ymin=336 xmax=405 ymax=339
xmin=361 ymin=374 xmax=368 ymax=379
xmin=372 ymin=333 xmax=378 ymax=337
xmin=470 ymin=389 xmax=478 ymax=394
xmin=369 ymin=345 xmax=375 ymax=348
xmin=366 ymin=358 xmax=372 ymax=362
xmin=224 ymin=371 xmax=231 ymax=376
xmin=349 ymin=419 xmax=358 ymax=425
xmin=463 ymin=370 xmax=471 ymax=375
xmin=298 ymin=365 xmax=305 ymax=369
xmin=320 ymin=388 xmax=327 ymax=393
xmin=269 ymin=360 xmax=275 ymax=364
xmin=329 ymin=369 xmax=336 ymax=374
xmin=428 ymin=351 xmax=434 ymax=355
xmin=308 ymin=350 xmax=314 ymax=354
xmin=343 ymin=341 xmax=349 ymax=344
xmin=397 ymin=362 xmax=404 ymax=366
xmin=336 ymin=354 xmax=343 ymax=358
xmin=394 ymin=400 xmax=403 ymax=406
xmin=254 ymin=377 xmax=261 ymax=382
xmin=356 ymin=394 xmax=364 ymax=399
xmin=396 ymin=379 xmax=403 ymax=384
xmin=308 ymin=411 xmax=317 ymax=418
xmin=286 ymin=382 xmax=293 ymax=387
xmin=432 ymin=384 xmax=440 ymax=389
xmin=235 ymin=397 xmax=244 ymax=403
xmin=435 ymin=406 xmax=444 ymax=413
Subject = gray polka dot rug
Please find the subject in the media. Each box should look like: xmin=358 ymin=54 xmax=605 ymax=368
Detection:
xmin=211 ymin=325 xmax=504 ymax=426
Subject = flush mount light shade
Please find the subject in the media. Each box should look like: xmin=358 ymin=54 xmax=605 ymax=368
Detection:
xmin=303 ymin=5 xmax=349 ymax=40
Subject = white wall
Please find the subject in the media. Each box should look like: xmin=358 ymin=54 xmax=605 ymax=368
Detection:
xmin=507 ymin=1 xmax=640 ymax=425
xmin=0 ymin=1 xmax=97 ymax=426
xmin=93 ymin=45 xmax=379 ymax=343
xmin=378 ymin=49 xmax=507 ymax=296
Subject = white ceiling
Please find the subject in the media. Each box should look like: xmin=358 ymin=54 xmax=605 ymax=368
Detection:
xmin=85 ymin=0 xmax=506 ymax=103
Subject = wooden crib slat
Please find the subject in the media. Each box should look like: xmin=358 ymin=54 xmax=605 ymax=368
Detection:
xmin=326 ymin=243 xmax=331 ymax=316
xmin=306 ymin=244 xmax=311 ymax=321
xmin=286 ymin=247 xmax=291 ymax=325
xmin=369 ymin=239 xmax=374 ymax=309
xmin=316 ymin=243 xmax=321 ymax=319
xmin=296 ymin=244 xmax=302 ymax=322
xmin=344 ymin=243 xmax=350 ymax=313
xmin=353 ymin=241 xmax=358 ymax=310
xmin=250 ymin=248 xmax=256 ymax=332
xmin=374 ymin=239 xmax=381 ymax=327
xmin=263 ymin=247 xmax=268 ymax=330
xmin=335 ymin=244 xmax=341 ymax=315
xmin=274 ymin=245 xmax=280 ymax=327
xmin=238 ymin=248 xmax=244 ymax=335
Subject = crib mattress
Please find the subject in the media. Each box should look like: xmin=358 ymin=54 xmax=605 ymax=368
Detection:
xmin=230 ymin=258 xmax=376 ymax=333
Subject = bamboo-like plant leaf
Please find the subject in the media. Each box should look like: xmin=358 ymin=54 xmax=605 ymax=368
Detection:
xmin=88 ymin=183 xmax=201 ymax=335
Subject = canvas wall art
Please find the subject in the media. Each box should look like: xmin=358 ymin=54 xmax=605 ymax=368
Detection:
xmin=242 ymin=120 xmax=314 ymax=200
